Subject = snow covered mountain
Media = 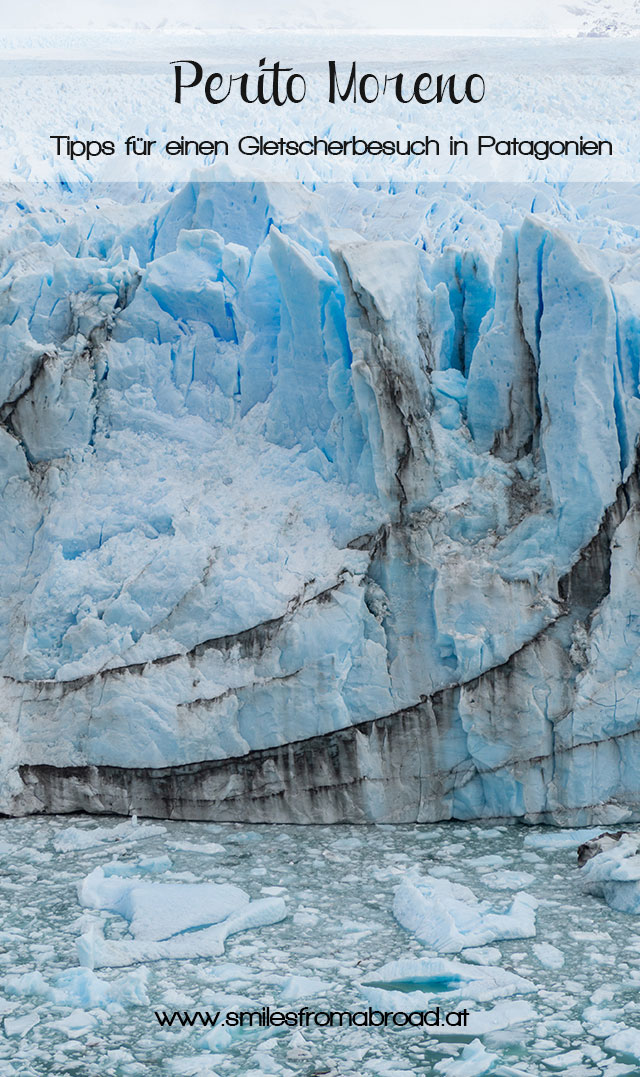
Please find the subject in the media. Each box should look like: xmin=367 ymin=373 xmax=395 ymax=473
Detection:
xmin=6 ymin=0 xmax=640 ymax=35
xmin=566 ymin=0 xmax=640 ymax=36
xmin=2 ymin=177 xmax=640 ymax=824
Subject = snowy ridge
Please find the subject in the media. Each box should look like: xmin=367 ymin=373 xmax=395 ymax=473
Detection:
xmin=2 ymin=177 xmax=640 ymax=822
xmin=567 ymin=0 xmax=640 ymax=36
xmin=4 ymin=2 xmax=640 ymax=36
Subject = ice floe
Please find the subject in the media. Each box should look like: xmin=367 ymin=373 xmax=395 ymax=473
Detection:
xmin=78 ymin=867 xmax=250 ymax=940
xmin=393 ymin=872 xmax=537 ymax=952
xmin=78 ymin=897 xmax=287 ymax=968
xmin=53 ymin=816 xmax=166 ymax=852
xmin=434 ymin=1039 xmax=498 ymax=1076
xmin=532 ymin=942 xmax=565 ymax=969
xmin=360 ymin=956 xmax=536 ymax=1004
xmin=279 ymin=974 xmax=333 ymax=1001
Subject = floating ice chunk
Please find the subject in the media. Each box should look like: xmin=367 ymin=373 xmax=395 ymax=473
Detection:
xmin=280 ymin=975 xmax=332 ymax=1001
xmin=582 ymin=1003 xmax=625 ymax=1040
xmin=204 ymin=962 xmax=254 ymax=982
xmin=3 ymin=1011 xmax=39 ymax=1037
xmin=51 ymin=1009 xmax=98 ymax=1038
xmin=482 ymin=871 xmax=535 ymax=890
xmin=4 ymin=970 xmax=52 ymax=1001
xmin=523 ymin=829 xmax=605 ymax=851
xmin=532 ymin=943 xmax=565 ymax=969
xmin=330 ymin=837 xmax=363 ymax=851
xmin=4 ymin=966 xmax=149 ymax=1007
xmin=434 ymin=1039 xmax=498 ymax=1076
xmin=167 ymin=841 xmax=225 ymax=856
xmin=168 ymin=1057 xmax=223 ymax=1076
xmin=78 ymin=867 xmax=249 ymax=940
xmin=361 ymin=957 xmax=535 ymax=1009
xmin=579 ymin=834 xmax=640 ymax=914
xmin=394 ymin=873 xmax=537 ymax=952
xmin=604 ymin=1027 xmax=640 ymax=1060
xmin=293 ymin=910 xmax=319 ymax=927
xmin=101 ymin=855 xmax=172 ymax=877
xmin=541 ymin=1049 xmax=585 ymax=1070
xmin=54 ymin=816 xmax=165 ymax=852
xmin=433 ymin=1001 xmax=536 ymax=1041
xmin=338 ymin=917 xmax=379 ymax=937
xmin=461 ymin=947 xmax=503 ymax=966
xmin=198 ymin=1007 xmax=260 ymax=1053
xmin=490 ymin=1067 xmax=542 ymax=1077
xmin=468 ymin=855 xmax=507 ymax=868
xmin=78 ymin=897 xmax=287 ymax=968
xmin=362 ymin=1063 xmax=416 ymax=1077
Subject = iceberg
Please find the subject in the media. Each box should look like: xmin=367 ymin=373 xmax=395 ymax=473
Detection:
xmin=360 ymin=956 xmax=536 ymax=1004
xmin=433 ymin=1039 xmax=498 ymax=1076
xmin=393 ymin=872 xmax=537 ymax=952
xmin=74 ymin=863 xmax=287 ymax=966
xmin=77 ymin=897 xmax=288 ymax=968
xmin=77 ymin=867 xmax=251 ymax=940
xmin=579 ymin=832 xmax=640 ymax=914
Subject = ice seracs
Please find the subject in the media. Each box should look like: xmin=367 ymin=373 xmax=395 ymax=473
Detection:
xmin=2 ymin=177 xmax=640 ymax=824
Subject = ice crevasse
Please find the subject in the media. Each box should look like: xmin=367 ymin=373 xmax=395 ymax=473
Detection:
xmin=2 ymin=177 xmax=640 ymax=824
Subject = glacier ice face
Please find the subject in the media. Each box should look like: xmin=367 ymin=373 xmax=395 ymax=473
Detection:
xmin=2 ymin=178 xmax=640 ymax=823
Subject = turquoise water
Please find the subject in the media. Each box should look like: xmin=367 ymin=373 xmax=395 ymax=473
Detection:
xmin=1 ymin=816 xmax=639 ymax=1076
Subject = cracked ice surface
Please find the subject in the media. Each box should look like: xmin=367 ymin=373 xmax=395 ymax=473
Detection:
xmin=2 ymin=816 xmax=640 ymax=1076
xmin=2 ymin=176 xmax=640 ymax=822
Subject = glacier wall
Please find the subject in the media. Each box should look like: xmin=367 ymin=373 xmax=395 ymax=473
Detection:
xmin=2 ymin=178 xmax=640 ymax=824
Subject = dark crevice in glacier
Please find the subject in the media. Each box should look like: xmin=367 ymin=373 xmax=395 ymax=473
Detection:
xmin=0 ymin=352 xmax=52 ymax=466
xmin=3 ymin=573 xmax=350 ymax=692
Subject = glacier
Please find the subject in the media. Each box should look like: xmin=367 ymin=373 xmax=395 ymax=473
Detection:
xmin=2 ymin=177 xmax=640 ymax=824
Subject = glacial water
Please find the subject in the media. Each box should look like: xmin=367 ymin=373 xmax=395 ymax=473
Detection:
xmin=1 ymin=815 xmax=639 ymax=1076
